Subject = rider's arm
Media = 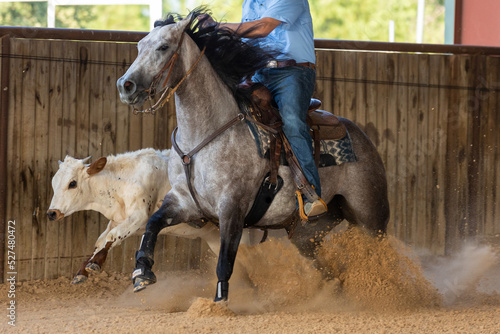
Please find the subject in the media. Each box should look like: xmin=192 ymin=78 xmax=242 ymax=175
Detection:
xmin=198 ymin=14 xmax=281 ymax=38
xmin=219 ymin=17 xmax=281 ymax=38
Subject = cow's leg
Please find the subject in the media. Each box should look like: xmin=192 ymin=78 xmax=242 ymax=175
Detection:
xmin=72 ymin=259 xmax=92 ymax=284
xmin=86 ymin=211 xmax=147 ymax=273
xmin=132 ymin=204 xmax=171 ymax=292
xmin=214 ymin=208 xmax=244 ymax=302
xmin=85 ymin=241 xmax=113 ymax=273
xmin=71 ymin=222 xmax=113 ymax=284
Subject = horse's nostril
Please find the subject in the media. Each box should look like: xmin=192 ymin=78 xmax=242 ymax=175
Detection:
xmin=124 ymin=80 xmax=135 ymax=92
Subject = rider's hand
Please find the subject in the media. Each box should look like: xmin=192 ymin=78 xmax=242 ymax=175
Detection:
xmin=198 ymin=14 xmax=218 ymax=30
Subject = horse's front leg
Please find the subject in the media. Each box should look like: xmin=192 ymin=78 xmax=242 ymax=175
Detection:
xmin=132 ymin=203 xmax=171 ymax=292
xmin=215 ymin=208 xmax=245 ymax=302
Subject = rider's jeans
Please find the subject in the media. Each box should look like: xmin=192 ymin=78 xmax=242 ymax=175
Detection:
xmin=252 ymin=66 xmax=321 ymax=197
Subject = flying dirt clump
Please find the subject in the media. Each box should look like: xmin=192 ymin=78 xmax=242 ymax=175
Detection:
xmin=187 ymin=298 xmax=236 ymax=317
xmin=316 ymin=227 xmax=443 ymax=311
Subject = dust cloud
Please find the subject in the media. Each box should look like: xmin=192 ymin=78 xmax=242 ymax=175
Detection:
xmin=118 ymin=225 xmax=499 ymax=316
xmin=420 ymin=242 xmax=499 ymax=306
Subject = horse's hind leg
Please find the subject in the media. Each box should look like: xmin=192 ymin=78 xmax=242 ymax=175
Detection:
xmin=290 ymin=199 xmax=344 ymax=259
xmin=339 ymin=178 xmax=390 ymax=235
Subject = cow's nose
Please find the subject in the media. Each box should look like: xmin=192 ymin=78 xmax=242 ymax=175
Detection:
xmin=46 ymin=209 xmax=63 ymax=221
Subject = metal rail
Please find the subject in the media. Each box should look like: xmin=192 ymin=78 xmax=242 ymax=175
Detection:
xmin=1 ymin=26 xmax=500 ymax=55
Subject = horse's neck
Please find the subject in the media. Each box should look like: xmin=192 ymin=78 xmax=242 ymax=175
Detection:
xmin=173 ymin=40 xmax=241 ymax=147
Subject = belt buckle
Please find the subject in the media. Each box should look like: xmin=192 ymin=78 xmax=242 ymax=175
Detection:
xmin=267 ymin=60 xmax=278 ymax=68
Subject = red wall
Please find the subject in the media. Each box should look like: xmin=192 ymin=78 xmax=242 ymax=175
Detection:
xmin=458 ymin=0 xmax=500 ymax=46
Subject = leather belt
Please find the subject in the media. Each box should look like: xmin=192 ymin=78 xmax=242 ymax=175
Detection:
xmin=266 ymin=59 xmax=316 ymax=70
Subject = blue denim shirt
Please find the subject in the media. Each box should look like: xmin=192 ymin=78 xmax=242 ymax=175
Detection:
xmin=241 ymin=0 xmax=315 ymax=64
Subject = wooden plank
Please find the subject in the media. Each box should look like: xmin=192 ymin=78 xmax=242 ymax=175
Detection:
xmin=343 ymin=50 xmax=357 ymax=122
xmin=416 ymin=54 xmax=430 ymax=249
xmin=466 ymin=55 xmax=485 ymax=239
xmin=383 ymin=52 xmax=398 ymax=236
xmin=354 ymin=51 xmax=367 ymax=128
xmin=363 ymin=52 xmax=378 ymax=146
xmin=426 ymin=54 xmax=448 ymax=255
xmin=101 ymin=41 xmax=117 ymax=156
xmin=314 ymin=50 xmax=334 ymax=115
xmin=5 ymin=38 xmax=24 ymax=281
xmin=31 ymin=39 xmax=51 ymax=280
xmin=444 ymin=55 xmax=470 ymax=254
xmin=494 ymin=59 xmax=500 ymax=236
xmin=376 ymin=52 xmax=389 ymax=163
xmin=0 ymin=36 xmax=7 ymax=282
xmin=333 ymin=51 xmax=344 ymax=119
xmin=394 ymin=53 xmax=409 ymax=242
xmin=406 ymin=54 xmax=419 ymax=247
xmin=483 ymin=56 xmax=500 ymax=236
xmin=17 ymin=39 xmax=36 ymax=281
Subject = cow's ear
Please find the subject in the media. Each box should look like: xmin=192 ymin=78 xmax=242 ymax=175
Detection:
xmin=86 ymin=157 xmax=107 ymax=175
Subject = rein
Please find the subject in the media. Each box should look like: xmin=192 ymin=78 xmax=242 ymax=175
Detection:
xmin=172 ymin=113 xmax=279 ymax=216
xmin=133 ymin=32 xmax=206 ymax=115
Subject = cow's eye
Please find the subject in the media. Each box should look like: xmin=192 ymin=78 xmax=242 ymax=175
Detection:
xmin=68 ymin=180 xmax=77 ymax=189
xmin=158 ymin=44 xmax=169 ymax=51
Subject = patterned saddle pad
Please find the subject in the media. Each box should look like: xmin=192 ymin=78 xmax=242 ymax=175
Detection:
xmin=245 ymin=118 xmax=357 ymax=167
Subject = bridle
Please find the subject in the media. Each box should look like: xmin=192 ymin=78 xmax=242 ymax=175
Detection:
xmin=133 ymin=25 xmax=281 ymax=219
xmin=133 ymin=30 xmax=206 ymax=115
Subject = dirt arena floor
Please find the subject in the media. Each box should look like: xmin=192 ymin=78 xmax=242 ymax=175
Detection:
xmin=1 ymin=227 xmax=499 ymax=333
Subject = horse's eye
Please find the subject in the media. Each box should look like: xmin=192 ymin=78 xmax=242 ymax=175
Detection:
xmin=68 ymin=180 xmax=77 ymax=189
xmin=158 ymin=45 xmax=169 ymax=51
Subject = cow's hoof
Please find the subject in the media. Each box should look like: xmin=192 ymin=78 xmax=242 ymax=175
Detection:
xmin=133 ymin=277 xmax=156 ymax=292
xmin=85 ymin=262 xmax=101 ymax=273
xmin=71 ymin=275 xmax=88 ymax=284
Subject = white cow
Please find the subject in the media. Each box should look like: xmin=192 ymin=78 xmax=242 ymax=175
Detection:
xmin=47 ymin=149 xmax=228 ymax=284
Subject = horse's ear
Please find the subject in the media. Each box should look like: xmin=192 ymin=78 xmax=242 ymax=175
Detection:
xmin=86 ymin=157 xmax=107 ymax=176
xmin=176 ymin=15 xmax=192 ymax=33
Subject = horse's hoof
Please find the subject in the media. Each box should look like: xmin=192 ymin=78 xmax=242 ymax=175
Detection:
xmin=133 ymin=277 xmax=155 ymax=292
xmin=132 ymin=267 xmax=157 ymax=293
xmin=85 ymin=262 xmax=101 ymax=273
xmin=71 ymin=275 xmax=88 ymax=284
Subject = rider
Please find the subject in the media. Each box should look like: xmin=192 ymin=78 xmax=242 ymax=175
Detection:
xmin=200 ymin=0 xmax=327 ymax=219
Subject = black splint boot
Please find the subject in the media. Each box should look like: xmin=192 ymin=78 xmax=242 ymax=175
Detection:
xmin=131 ymin=251 xmax=157 ymax=293
xmin=214 ymin=281 xmax=229 ymax=302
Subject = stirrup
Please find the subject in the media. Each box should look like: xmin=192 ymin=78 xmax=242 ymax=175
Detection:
xmin=296 ymin=190 xmax=327 ymax=222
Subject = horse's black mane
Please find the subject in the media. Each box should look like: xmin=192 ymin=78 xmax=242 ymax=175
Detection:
xmin=154 ymin=8 xmax=277 ymax=101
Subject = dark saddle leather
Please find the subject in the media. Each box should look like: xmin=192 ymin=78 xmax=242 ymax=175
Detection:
xmin=242 ymin=82 xmax=347 ymax=140
xmin=240 ymin=81 xmax=347 ymax=169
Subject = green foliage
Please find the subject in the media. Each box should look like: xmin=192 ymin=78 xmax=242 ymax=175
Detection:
xmin=55 ymin=5 xmax=149 ymax=31
xmin=1 ymin=0 xmax=445 ymax=43
xmin=0 ymin=2 xmax=47 ymax=27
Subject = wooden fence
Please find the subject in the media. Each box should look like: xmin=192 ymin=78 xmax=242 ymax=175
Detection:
xmin=1 ymin=29 xmax=499 ymax=282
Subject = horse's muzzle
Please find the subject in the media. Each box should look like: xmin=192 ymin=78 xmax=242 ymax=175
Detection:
xmin=117 ymin=76 xmax=142 ymax=105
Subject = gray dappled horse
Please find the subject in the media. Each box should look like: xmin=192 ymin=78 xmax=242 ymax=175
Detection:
xmin=117 ymin=10 xmax=389 ymax=302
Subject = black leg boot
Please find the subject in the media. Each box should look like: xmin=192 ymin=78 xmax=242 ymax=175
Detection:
xmin=214 ymin=281 xmax=229 ymax=302
xmin=132 ymin=250 xmax=157 ymax=292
